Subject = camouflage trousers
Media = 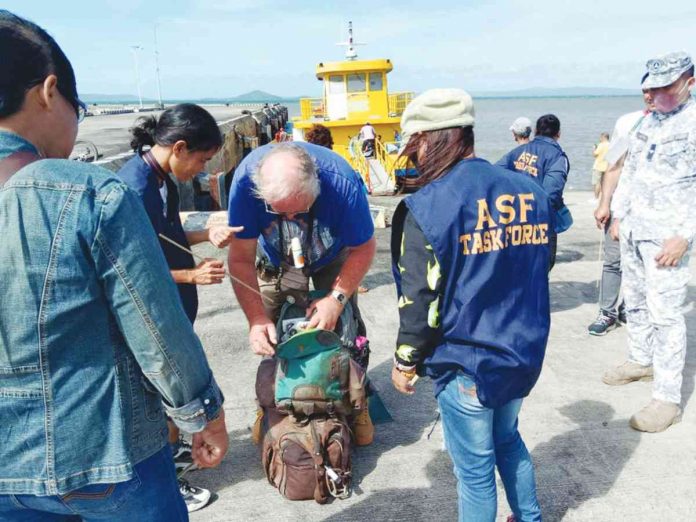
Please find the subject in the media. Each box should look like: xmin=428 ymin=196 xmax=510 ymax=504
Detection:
xmin=620 ymin=232 xmax=691 ymax=404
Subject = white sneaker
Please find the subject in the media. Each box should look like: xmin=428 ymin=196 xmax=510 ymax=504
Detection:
xmin=178 ymin=478 xmax=212 ymax=513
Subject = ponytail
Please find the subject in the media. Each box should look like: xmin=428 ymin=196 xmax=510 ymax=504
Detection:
xmin=129 ymin=103 xmax=222 ymax=154
xmin=129 ymin=115 xmax=157 ymax=152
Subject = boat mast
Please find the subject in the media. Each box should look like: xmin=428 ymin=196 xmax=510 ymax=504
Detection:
xmin=337 ymin=21 xmax=364 ymax=61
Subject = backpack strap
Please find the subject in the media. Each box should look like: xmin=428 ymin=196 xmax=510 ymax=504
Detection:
xmin=0 ymin=150 xmax=39 ymax=187
xmin=308 ymin=420 xmax=329 ymax=504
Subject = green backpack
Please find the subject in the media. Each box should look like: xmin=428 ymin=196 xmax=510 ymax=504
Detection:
xmin=272 ymin=292 xmax=365 ymax=418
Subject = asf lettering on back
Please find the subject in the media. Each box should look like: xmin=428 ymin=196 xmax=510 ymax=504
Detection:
xmin=513 ymin=152 xmax=539 ymax=177
xmin=458 ymin=193 xmax=549 ymax=255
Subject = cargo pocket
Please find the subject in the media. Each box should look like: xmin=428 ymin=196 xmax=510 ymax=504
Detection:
xmin=0 ymin=371 xmax=45 ymax=466
xmin=279 ymin=440 xmax=316 ymax=500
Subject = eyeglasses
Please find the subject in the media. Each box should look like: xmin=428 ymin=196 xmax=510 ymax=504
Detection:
xmin=76 ymin=99 xmax=87 ymax=124
xmin=57 ymin=84 xmax=87 ymax=123
xmin=264 ymin=201 xmax=311 ymax=216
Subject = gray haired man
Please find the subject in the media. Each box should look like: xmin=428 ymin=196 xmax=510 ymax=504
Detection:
xmin=226 ymin=141 xmax=377 ymax=444
xmin=603 ymin=51 xmax=696 ymax=432
xmin=509 ymin=116 xmax=532 ymax=145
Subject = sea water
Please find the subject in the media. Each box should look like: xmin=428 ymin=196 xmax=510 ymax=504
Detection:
xmin=286 ymin=96 xmax=645 ymax=191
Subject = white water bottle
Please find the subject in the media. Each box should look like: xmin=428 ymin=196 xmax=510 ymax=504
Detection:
xmin=291 ymin=237 xmax=305 ymax=268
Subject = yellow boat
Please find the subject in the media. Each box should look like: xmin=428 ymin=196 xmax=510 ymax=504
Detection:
xmin=292 ymin=22 xmax=414 ymax=194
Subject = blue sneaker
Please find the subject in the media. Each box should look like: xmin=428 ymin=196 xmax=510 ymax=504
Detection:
xmin=588 ymin=313 xmax=618 ymax=336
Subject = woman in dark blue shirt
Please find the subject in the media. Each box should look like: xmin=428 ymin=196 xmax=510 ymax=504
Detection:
xmin=118 ymin=103 xmax=241 ymax=512
xmin=119 ymin=104 xmax=241 ymax=324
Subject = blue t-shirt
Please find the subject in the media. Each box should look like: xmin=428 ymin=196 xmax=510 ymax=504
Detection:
xmin=228 ymin=142 xmax=374 ymax=270
xmin=117 ymin=154 xmax=198 ymax=323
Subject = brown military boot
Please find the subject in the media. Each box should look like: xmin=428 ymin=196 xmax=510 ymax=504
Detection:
xmin=602 ymin=361 xmax=653 ymax=385
xmin=251 ymin=408 xmax=264 ymax=445
xmin=353 ymin=407 xmax=374 ymax=446
xmin=629 ymin=399 xmax=682 ymax=432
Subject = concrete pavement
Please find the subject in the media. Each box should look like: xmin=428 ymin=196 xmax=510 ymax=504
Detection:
xmin=185 ymin=191 xmax=696 ymax=521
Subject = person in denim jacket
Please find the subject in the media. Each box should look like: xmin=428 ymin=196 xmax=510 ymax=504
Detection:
xmin=0 ymin=10 xmax=228 ymax=521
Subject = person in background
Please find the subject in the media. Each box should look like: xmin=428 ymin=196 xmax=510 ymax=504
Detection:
xmin=0 ymin=11 xmax=227 ymax=521
xmin=497 ymin=114 xmax=570 ymax=270
xmin=589 ymin=76 xmax=654 ymax=336
xmin=509 ymin=116 xmax=533 ymax=145
xmin=391 ymin=88 xmax=551 ymax=522
xmin=359 ymin=121 xmax=376 ymax=157
xmin=118 ymin=104 xmax=241 ymax=512
xmin=305 ymin=123 xmax=334 ymax=149
xmin=274 ymin=126 xmax=288 ymax=142
xmin=603 ymin=52 xmax=696 ymax=433
xmin=591 ymin=132 xmax=610 ymax=200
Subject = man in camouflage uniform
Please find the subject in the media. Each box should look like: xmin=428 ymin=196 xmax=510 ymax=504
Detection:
xmin=603 ymin=51 xmax=696 ymax=432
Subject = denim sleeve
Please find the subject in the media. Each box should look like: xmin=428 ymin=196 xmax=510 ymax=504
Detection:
xmin=542 ymin=156 xmax=569 ymax=210
xmin=92 ymin=184 xmax=223 ymax=432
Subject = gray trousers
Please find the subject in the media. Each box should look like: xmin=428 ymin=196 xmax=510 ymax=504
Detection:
xmin=599 ymin=223 xmax=623 ymax=317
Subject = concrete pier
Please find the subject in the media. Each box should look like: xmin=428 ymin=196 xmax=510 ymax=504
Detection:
xmin=183 ymin=191 xmax=696 ymax=521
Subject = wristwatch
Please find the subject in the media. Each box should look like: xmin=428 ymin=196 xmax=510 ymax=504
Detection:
xmin=330 ymin=289 xmax=347 ymax=306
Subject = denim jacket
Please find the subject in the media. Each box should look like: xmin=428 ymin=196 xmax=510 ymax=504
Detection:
xmin=0 ymin=131 xmax=224 ymax=496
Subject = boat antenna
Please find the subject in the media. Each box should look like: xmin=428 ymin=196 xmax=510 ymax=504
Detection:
xmin=336 ymin=21 xmax=365 ymax=61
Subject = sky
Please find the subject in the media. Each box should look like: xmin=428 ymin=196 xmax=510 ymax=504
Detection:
xmin=4 ymin=0 xmax=695 ymax=99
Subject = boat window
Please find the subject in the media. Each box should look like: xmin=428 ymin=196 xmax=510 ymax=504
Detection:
xmin=328 ymin=75 xmax=345 ymax=94
xmin=347 ymin=73 xmax=366 ymax=93
xmin=369 ymin=73 xmax=383 ymax=91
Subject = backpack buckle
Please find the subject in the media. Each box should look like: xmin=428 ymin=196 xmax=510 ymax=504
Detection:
xmin=325 ymin=466 xmax=351 ymax=499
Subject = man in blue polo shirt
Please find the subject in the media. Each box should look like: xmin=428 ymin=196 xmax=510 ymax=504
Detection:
xmin=228 ymin=141 xmax=375 ymax=346
xmin=227 ymin=141 xmax=376 ymax=443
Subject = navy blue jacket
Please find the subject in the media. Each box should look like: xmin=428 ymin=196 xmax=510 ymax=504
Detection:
xmin=393 ymin=158 xmax=552 ymax=408
xmin=118 ymin=155 xmax=198 ymax=323
xmin=496 ymin=136 xmax=569 ymax=211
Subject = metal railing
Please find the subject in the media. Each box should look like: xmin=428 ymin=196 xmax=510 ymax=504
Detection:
xmin=388 ymin=92 xmax=414 ymax=117
xmin=299 ymin=98 xmax=325 ymax=120
xmin=345 ymin=140 xmax=372 ymax=192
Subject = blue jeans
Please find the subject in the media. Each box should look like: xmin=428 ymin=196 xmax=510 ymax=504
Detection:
xmin=437 ymin=372 xmax=541 ymax=522
xmin=0 ymin=446 xmax=186 ymax=521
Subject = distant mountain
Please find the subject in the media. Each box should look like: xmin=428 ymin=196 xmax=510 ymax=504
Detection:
xmin=196 ymin=90 xmax=287 ymax=103
xmin=471 ymin=87 xmax=640 ymax=98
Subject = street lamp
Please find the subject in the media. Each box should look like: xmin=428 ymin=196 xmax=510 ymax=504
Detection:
xmin=153 ymin=25 xmax=164 ymax=109
xmin=130 ymin=45 xmax=144 ymax=109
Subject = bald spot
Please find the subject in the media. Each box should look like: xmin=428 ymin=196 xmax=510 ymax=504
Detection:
xmin=258 ymin=150 xmax=304 ymax=189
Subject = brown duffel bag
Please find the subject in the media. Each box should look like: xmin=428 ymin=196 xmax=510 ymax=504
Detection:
xmin=262 ymin=414 xmax=352 ymax=503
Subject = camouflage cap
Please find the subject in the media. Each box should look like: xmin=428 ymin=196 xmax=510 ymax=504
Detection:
xmin=642 ymin=51 xmax=693 ymax=89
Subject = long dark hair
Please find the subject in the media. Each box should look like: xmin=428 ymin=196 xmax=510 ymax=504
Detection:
xmin=399 ymin=126 xmax=474 ymax=188
xmin=129 ymin=103 xmax=223 ymax=153
xmin=0 ymin=10 xmax=78 ymax=118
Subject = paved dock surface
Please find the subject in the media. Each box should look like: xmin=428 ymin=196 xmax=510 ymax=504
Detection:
xmin=185 ymin=191 xmax=696 ymax=521
xmin=76 ymin=106 xmax=249 ymax=161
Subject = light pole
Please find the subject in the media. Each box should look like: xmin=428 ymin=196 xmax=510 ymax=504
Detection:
xmin=130 ymin=45 xmax=144 ymax=109
xmin=153 ymin=25 xmax=164 ymax=109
